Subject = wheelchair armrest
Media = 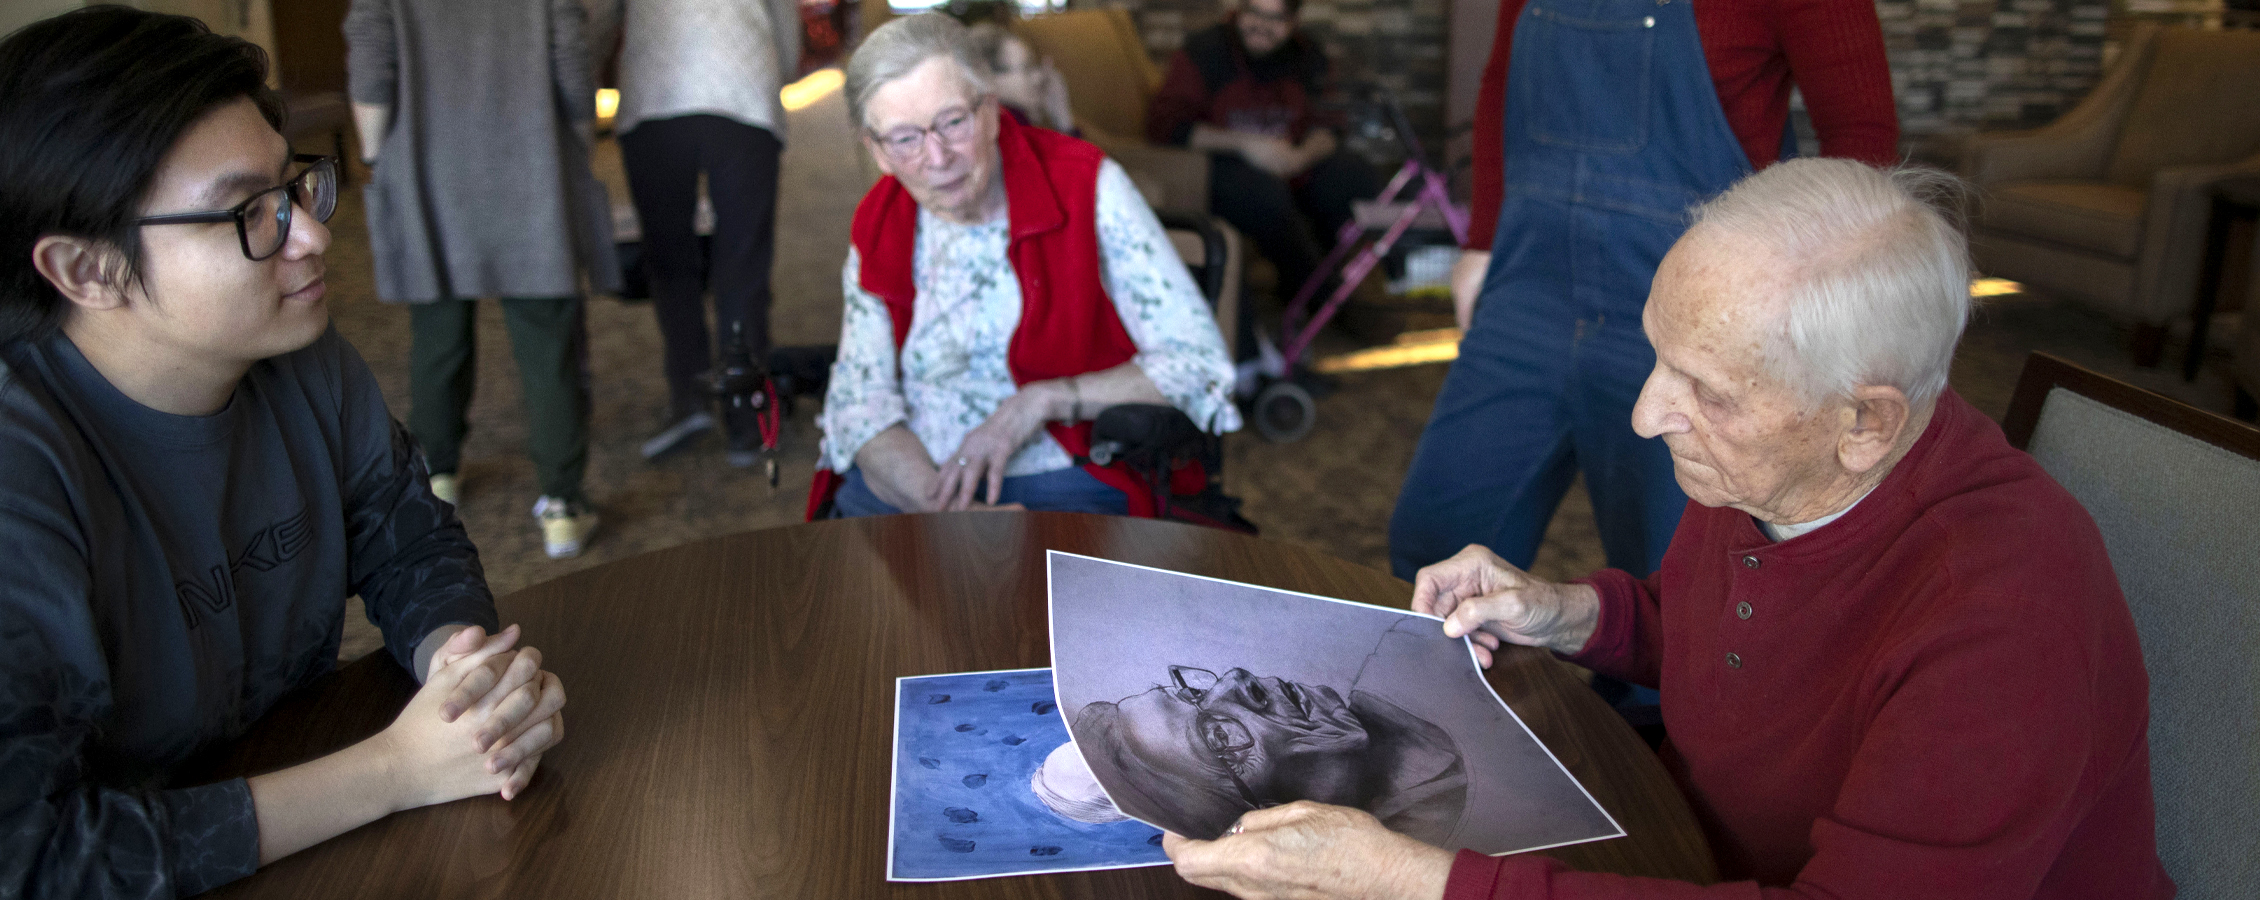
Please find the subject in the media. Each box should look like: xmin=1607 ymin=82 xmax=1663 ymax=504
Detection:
xmin=1087 ymin=404 xmax=1206 ymax=468
xmin=767 ymin=344 xmax=838 ymax=398
xmin=1155 ymin=211 xmax=1230 ymax=311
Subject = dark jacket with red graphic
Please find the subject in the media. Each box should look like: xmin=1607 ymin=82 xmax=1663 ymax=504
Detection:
xmin=1147 ymin=16 xmax=1332 ymax=148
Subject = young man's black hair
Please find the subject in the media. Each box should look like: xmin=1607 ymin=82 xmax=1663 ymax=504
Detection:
xmin=0 ymin=4 xmax=282 ymax=343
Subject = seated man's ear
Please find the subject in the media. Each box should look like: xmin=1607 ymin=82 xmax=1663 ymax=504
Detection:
xmin=31 ymin=236 xmax=130 ymax=313
xmin=1837 ymin=384 xmax=1913 ymax=476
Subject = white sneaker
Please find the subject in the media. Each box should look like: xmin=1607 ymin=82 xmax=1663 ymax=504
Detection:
xmin=429 ymin=473 xmax=459 ymax=506
xmin=533 ymin=496 xmax=598 ymax=559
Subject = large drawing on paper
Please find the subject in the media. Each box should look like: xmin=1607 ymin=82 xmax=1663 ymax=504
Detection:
xmin=1047 ymin=552 xmax=1623 ymax=855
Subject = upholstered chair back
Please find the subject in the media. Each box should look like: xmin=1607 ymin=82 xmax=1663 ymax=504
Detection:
xmin=2010 ymin=354 xmax=2260 ymax=898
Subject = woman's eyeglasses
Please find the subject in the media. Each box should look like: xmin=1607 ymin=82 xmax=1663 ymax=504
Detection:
xmin=868 ymin=98 xmax=990 ymax=165
xmin=136 ymin=155 xmax=339 ymax=261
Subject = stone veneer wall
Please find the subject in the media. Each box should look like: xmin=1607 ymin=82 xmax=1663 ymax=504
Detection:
xmin=1091 ymin=0 xmax=2114 ymax=167
xmin=1879 ymin=0 xmax=2113 ymax=158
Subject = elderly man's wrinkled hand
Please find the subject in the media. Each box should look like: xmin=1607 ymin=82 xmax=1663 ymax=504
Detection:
xmin=1411 ymin=545 xmax=1598 ymax=665
xmin=1164 ymin=802 xmax=1455 ymax=900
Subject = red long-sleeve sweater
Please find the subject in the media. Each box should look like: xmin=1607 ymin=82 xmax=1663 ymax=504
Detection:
xmin=1443 ymin=390 xmax=2174 ymax=900
xmin=1462 ymin=0 xmax=1900 ymax=250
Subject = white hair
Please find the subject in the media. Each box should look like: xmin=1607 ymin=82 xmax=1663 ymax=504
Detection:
xmin=1687 ymin=158 xmax=1972 ymax=409
xmin=844 ymin=13 xmax=993 ymax=131
xmin=1031 ymin=741 xmax=1130 ymax=824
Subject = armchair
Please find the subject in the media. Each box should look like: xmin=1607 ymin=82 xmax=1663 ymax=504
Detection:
xmin=1013 ymin=8 xmax=1211 ymax=217
xmin=2237 ymin=300 xmax=2259 ymax=419
xmin=2002 ymin=352 xmax=2260 ymax=897
xmin=1964 ymin=25 xmax=2260 ymax=366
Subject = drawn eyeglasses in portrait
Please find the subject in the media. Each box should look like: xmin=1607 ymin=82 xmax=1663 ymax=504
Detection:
xmin=1170 ymin=665 xmax=1273 ymax=812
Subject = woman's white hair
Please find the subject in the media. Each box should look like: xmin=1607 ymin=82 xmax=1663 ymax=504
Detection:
xmin=1032 ymin=741 xmax=1130 ymax=824
xmin=844 ymin=13 xmax=993 ymax=131
xmin=1687 ymin=158 xmax=1972 ymax=409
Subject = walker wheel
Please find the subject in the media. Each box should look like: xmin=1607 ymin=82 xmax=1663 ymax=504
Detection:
xmin=1253 ymin=381 xmax=1317 ymax=443
xmin=765 ymin=458 xmax=780 ymax=487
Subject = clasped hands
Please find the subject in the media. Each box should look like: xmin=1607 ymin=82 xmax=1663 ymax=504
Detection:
xmin=1236 ymin=134 xmax=1322 ymax=180
xmin=1161 ymin=545 xmax=1598 ymax=899
xmin=376 ymin=625 xmax=566 ymax=809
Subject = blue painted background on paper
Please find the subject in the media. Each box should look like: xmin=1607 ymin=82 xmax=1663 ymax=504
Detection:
xmin=891 ymin=669 xmax=1168 ymax=880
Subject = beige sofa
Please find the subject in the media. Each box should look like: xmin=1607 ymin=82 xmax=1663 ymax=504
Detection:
xmin=1964 ymin=25 xmax=2260 ymax=366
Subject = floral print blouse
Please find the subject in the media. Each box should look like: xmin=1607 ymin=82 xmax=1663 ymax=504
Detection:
xmin=818 ymin=159 xmax=1241 ymax=476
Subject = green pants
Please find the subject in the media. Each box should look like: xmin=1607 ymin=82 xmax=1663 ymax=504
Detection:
xmin=408 ymin=296 xmax=589 ymax=503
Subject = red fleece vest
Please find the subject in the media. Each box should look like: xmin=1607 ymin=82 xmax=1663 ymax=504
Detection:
xmin=808 ymin=114 xmax=1200 ymax=519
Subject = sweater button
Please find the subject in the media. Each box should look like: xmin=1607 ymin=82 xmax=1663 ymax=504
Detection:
xmin=1725 ymin=651 xmax=1742 ymax=669
xmin=1736 ymin=601 xmax=1753 ymax=620
xmin=1742 ymin=555 xmax=1761 ymax=569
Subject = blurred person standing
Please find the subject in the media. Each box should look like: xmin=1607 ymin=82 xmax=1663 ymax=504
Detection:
xmin=1388 ymin=0 xmax=1900 ymax=585
xmin=345 ymin=0 xmax=619 ymax=559
xmin=588 ymin=0 xmax=801 ymax=466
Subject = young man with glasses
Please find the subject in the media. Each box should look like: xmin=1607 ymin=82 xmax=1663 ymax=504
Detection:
xmin=0 ymin=8 xmax=566 ymax=894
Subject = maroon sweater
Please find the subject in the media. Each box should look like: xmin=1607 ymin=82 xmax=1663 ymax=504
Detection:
xmin=1463 ymin=0 xmax=1900 ymax=250
xmin=1445 ymin=390 xmax=2173 ymax=899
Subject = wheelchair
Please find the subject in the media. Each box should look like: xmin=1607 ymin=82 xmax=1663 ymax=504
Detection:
xmin=781 ymin=211 xmax=1255 ymax=532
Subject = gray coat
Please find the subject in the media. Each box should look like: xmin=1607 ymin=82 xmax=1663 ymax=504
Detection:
xmin=345 ymin=0 xmax=621 ymax=303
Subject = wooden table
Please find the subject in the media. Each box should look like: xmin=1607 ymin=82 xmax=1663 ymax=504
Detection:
xmin=203 ymin=513 xmax=1717 ymax=898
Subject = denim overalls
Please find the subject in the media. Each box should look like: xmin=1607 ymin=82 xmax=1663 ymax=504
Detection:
xmin=1390 ymin=0 xmax=1761 ymax=580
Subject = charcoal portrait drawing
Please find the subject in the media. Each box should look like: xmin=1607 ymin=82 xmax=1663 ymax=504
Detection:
xmin=1048 ymin=552 xmax=1622 ymax=855
xmin=1072 ymin=647 xmax=1470 ymax=844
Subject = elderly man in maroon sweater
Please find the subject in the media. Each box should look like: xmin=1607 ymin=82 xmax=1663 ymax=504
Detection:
xmin=1164 ymin=159 xmax=2173 ymax=899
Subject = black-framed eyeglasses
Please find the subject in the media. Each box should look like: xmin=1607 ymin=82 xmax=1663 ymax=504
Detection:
xmin=867 ymin=97 xmax=991 ymax=165
xmin=136 ymin=154 xmax=338 ymax=261
xmin=1169 ymin=665 xmax=1271 ymax=811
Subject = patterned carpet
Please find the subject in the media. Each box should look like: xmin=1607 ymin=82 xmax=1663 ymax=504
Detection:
xmin=335 ymin=77 xmax=2249 ymax=662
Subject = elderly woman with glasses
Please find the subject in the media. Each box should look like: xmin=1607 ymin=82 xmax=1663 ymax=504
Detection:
xmin=0 ymin=9 xmax=565 ymax=895
xmin=812 ymin=14 xmax=1240 ymax=518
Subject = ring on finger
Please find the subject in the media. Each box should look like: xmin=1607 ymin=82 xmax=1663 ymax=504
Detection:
xmin=957 ymin=457 xmax=969 ymax=466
